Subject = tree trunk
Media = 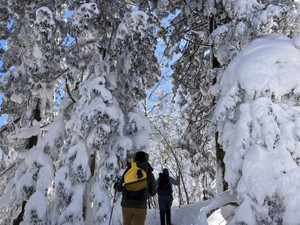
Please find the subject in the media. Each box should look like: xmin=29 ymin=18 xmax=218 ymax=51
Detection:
xmin=177 ymin=175 xmax=183 ymax=206
xmin=13 ymin=201 xmax=26 ymax=225
xmin=209 ymin=15 xmax=228 ymax=192
xmin=83 ymin=153 xmax=96 ymax=220
xmin=202 ymin=174 xmax=208 ymax=201
xmin=215 ymin=133 xmax=228 ymax=192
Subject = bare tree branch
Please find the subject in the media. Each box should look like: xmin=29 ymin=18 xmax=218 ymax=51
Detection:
xmin=66 ymin=79 xmax=76 ymax=103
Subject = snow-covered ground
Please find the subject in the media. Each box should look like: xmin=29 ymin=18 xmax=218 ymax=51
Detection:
xmin=146 ymin=203 xmax=234 ymax=225
xmin=111 ymin=196 xmax=235 ymax=225
xmin=207 ymin=206 xmax=235 ymax=225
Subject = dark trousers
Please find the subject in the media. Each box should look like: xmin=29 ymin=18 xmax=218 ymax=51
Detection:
xmin=160 ymin=211 xmax=171 ymax=225
xmin=158 ymin=194 xmax=173 ymax=225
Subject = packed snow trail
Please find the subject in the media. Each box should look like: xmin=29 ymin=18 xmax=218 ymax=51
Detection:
xmin=146 ymin=201 xmax=211 ymax=225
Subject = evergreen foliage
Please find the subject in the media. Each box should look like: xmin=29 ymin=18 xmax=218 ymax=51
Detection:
xmin=0 ymin=1 xmax=159 ymax=224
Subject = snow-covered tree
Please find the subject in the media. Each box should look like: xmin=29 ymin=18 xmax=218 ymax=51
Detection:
xmin=3 ymin=0 xmax=300 ymax=223
xmin=213 ymin=34 xmax=300 ymax=224
xmin=147 ymin=0 xmax=300 ymax=196
xmin=209 ymin=0 xmax=300 ymax=67
xmin=0 ymin=1 xmax=159 ymax=224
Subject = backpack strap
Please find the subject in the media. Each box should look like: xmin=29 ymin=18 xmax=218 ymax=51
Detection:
xmin=130 ymin=162 xmax=137 ymax=168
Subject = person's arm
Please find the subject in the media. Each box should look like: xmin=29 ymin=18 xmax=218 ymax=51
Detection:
xmin=114 ymin=177 xmax=124 ymax=192
xmin=155 ymin=178 xmax=159 ymax=186
xmin=114 ymin=169 xmax=128 ymax=192
xmin=148 ymin=172 xmax=157 ymax=196
xmin=169 ymin=176 xmax=180 ymax=186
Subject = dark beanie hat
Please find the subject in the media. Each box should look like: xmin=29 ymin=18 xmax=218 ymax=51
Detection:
xmin=163 ymin=168 xmax=169 ymax=175
xmin=134 ymin=151 xmax=148 ymax=162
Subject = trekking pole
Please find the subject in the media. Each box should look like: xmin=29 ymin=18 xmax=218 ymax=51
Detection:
xmin=154 ymin=197 xmax=157 ymax=219
xmin=148 ymin=197 xmax=151 ymax=209
xmin=109 ymin=189 xmax=117 ymax=225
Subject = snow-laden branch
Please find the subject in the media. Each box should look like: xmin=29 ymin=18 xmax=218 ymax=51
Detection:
xmin=197 ymin=190 xmax=237 ymax=225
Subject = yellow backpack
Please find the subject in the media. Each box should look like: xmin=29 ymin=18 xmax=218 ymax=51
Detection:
xmin=124 ymin=162 xmax=147 ymax=191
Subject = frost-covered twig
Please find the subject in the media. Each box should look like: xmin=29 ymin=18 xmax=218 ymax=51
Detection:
xmin=181 ymin=37 xmax=210 ymax=47
xmin=53 ymin=68 xmax=69 ymax=81
xmin=0 ymin=162 xmax=17 ymax=178
xmin=164 ymin=13 xmax=185 ymax=30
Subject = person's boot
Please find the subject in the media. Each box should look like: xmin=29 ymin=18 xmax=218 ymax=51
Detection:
xmin=160 ymin=212 xmax=166 ymax=225
xmin=166 ymin=210 xmax=171 ymax=225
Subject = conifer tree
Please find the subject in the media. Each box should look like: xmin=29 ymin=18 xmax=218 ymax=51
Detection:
xmin=0 ymin=1 xmax=159 ymax=224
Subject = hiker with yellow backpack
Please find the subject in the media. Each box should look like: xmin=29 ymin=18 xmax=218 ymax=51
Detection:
xmin=114 ymin=151 xmax=156 ymax=225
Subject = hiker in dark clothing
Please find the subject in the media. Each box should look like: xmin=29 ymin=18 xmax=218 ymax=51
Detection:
xmin=156 ymin=168 xmax=180 ymax=225
xmin=114 ymin=151 xmax=156 ymax=225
